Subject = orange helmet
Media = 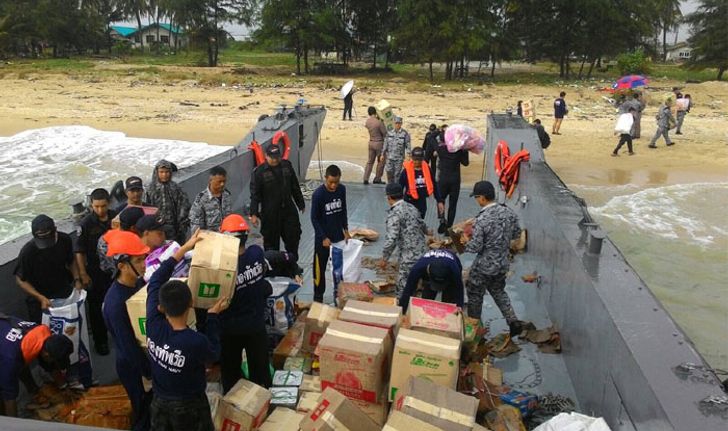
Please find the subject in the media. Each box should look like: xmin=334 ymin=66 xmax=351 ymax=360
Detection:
xmin=106 ymin=231 xmax=150 ymax=257
xmin=220 ymin=214 xmax=249 ymax=234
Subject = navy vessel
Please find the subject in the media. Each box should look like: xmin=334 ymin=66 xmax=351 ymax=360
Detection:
xmin=0 ymin=108 xmax=725 ymax=430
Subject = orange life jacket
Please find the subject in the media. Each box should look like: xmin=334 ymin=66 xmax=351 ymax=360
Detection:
xmin=404 ymin=160 xmax=434 ymax=200
xmin=495 ymin=139 xmax=530 ymax=198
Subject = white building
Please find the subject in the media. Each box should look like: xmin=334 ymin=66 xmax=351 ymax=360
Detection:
xmin=665 ymin=42 xmax=693 ymax=62
xmin=110 ymin=23 xmax=188 ymax=49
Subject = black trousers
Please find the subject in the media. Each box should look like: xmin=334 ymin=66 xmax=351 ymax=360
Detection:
xmin=150 ymin=394 xmax=213 ymax=431
xmin=117 ymin=358 xmax=151 ymax=431
xmin=439 ymin=178 xmax=461 ymax=227
xmin=313 ymin=242 xmax=331 ymax=303
xmin=343 ymin=98 xmax=353 ymax=119
xmin=421 ymin=280 xmax=459 ymax=305
xmin=220 ymin=329 xmax=272 ymax=394
xmin=405 ymin=196 xmax=427 ymax=219
xmin=614 ymin=133 xmax=633 ymax=154
xmin=261 ymin=207 xmax=301 ymax=261
xmin=87 ymin=270 xmax=111 ymax=346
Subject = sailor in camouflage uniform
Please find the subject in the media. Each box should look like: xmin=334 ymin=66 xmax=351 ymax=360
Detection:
xmin=379 ymin=183 xmax=428 ymax=301
xmin=383 ymin=116 xmax=411 ymax=184
xmin=464 ymin=181 xmax=524 ymax=335
xmin=144 ymin=160 xmax=191 ymax=244
xmin=189 ymin=165 xmax=232 ymax=234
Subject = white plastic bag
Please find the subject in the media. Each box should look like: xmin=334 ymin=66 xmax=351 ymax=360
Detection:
xmin=265 ymin=277 xmax=301 ymax=334
xmin=42 ymin=289 xmax=91 ymax=366
xmin=324 ymin=239 xmax=364 ymax=304
xmin=614 ymin=113 xmax=634 ymax=135
xmin=534 ymin=412 xmax=611 ymax=431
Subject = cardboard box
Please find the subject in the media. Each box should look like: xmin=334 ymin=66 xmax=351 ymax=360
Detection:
xmin=303 ymin=302 xmax=339 ymax=353
xmin=318 ymin=320 xmax=390 ymax=403
xmin=407 ymin=297 xmax=463 ymax=340
xmin=499 ymin=390 xmax=537 ymax=417
xmin=273 ymin=370 xmax=303 ymax=387
xmin=297 ymin=390 xmax=320 ymax=413
xmin=521 ymin=99 xmax=535 ymax=121
xmin=126 ymin=284 xmax=196 ymax=346
xmin=215 ymin=379 xmax=271 ymax=431
xmin=299 ymin=387 xmax=380 ymax=431
xmin=284 ymin=356 xmax=312 ymax=373
xmin=187 ymin=230 xmax=239 ymax=308
xmin=376 ymin=99 xmax=395 ymax=132
xmin=300 ymin=374 xmax=321 ymax=393
xmin=393 ymin=377 xmax=478 ymax=431
xmin=337 ymin=283 xmax=373 ymax=309
xmin=353 ymin=397 xmax=389 ymax=426
xmin=384 ymin=410 xmax=444 ymax=431
xmin=372 ymin=297 xmax=398 ymax=307
xmin=270 ymin=387 xmax=299 ymax=409
xmin=389 ymin=328 xmax=461 ymax=401
xmin=273 ymin=318 xmax=305 ymax=369
xmin=339 ymin=300 xmax=402 ymax=334
xmin=258 ymin=408 xmax=305 ymax=431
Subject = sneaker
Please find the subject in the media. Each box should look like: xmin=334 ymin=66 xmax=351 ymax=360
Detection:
xmin=648 ymin=144 xmax=657 ymax=149
xmin=611 ymin=152 xmax=618 ymax=157
xmin=363 ymin=180 xmax=369 ymax=185
xmin=666 ymin=142 xmax=675 ymax=146
xmin=675 ymin=131 xmax=682 ymax=135
xmin=628 ymin=151 xmax=635 ymax=156
xmin=372 ymin=179 xmax=384 ymax=184
xmin=437 ymin=220 xmax=448 ymax=234
xmin=509 ymin=321 xmax=525 ymax=338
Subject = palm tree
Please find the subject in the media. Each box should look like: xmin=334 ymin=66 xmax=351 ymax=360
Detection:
xmin=657 ymin=0 xmax=682 ymax=62
xmin=119 ymin=0 xmax=149 ymax=53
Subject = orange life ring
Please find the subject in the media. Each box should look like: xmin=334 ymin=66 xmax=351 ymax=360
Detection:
xmin=272 ymin=131 xmax=291 ymax=160
xmin=494 ymin=139 xmax=510 ymax=176
xmin=248 ymin=140 xmax=265 ymax=166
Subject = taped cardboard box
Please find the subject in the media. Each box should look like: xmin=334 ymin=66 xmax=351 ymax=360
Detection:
xmin=353 ymin=396 xmax=389 ymax=426
xmin=259 ymin=407 xmax=305 ymax=431
xmin=389 ymin=328 xmax=461 ymax=401
xmin=273 ymin=370 xmax=303 ymax=387
xmin=126 ymin=283 xmax=196 ymax=346
xmin=384 ymin=410 xmax=444 ymax=431
xmin=300 ymin=374 xmax=321 ymax=392
xmin=299 ymin=387 xmax=380 ymax=431
xmin=270 ymin=386 xmax=299 ymax=409
xmin=272 ymin=318 xmax=305 ymax=369
xmin=303 ymin=302 xmax=339 ymax=353
xmin=407 ymin=297 xmax=463 ymax=340
xmin=339 ymin=299 xmax=402 ymax=335
xmin=337 ymin=282 xmax=374 ymax=308
xmin=284 ymin=356 xmax=312 ymax=373
xmin=318 ymin=320 xmax=390 ymax=403
xmin=393 ymin=376 xmax=478 ymax=431
xmin=297 ymin=390 xmax=320 ymax=413
xmin=214 ymin=379 xmax=271 ymax=431
xmin=188 ymin=230 xmax=239 ymax=308
xmin=372 ymin=296 xmax=398 ymax=307
xmin=376 ymin=99 xmax=395 ymax=132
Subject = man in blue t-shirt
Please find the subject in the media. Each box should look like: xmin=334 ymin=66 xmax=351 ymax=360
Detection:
xmin=399 ymin=249 xmax=464 ymax=313
xmin=146 ymin=230 xmax=229 ymax=431
xmin=310 ymin=165 xmax=350 ymax=303
xmin=553 ymin=91 xmax=567 ymax=135
xmin=103 ymin=231 xmax=151 ymax=431
xmin=218 ymin=214 xmax=273 ymax=393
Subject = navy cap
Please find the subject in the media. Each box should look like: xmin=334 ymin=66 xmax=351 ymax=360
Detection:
xmin=125 ymin=176 xmax=143 ymax=191
xmin=119 ymin=207 xmax=145 ymax=230
xmin=470 ymin=180 xmax=495 ymax=200
xmin=385 ymin=183 xmax=403 ymax=198
xmin=31 ymin=215 xmax=56 ymax=249
xmin=136 ymin=215 xmax=164 ymax=234
xmin=43 ymin=334 xmax=73 ymax=371
xmin=412 ymin=147 xmax=425 ymax=161
xmin=266 ymin=145 xmax=282 ymax=158
xmin=428 ymin=260 xmax=453 ymax=292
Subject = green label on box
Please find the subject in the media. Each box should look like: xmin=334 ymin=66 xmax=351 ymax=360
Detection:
xmin=138 ymin=317 xmax=147 ymax=336
xmin=198 ymin=283 xmax=220 ymax=298
xmin=410 ymin=355 xmax=442 ymax=370
xmin=390 ymin=387 xmax=398 ymax=400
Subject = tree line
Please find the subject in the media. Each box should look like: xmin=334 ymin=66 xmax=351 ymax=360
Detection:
xmin=0 ymin=0 xmax=725 ymax=80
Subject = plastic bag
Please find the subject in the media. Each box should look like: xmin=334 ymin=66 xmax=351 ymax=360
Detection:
xmin=533 ymin=412 xmax=611 ymax=431
xmin=325 ymin=239 xmax=364 ymax=304
xmin=144 ymin=241 xmax=191 ymax=282
xmin=444 ymin=124 xmax=485 ymax=154
xmin=42 ymin=289 xmax=92 ymax=386
xmin=265 ymin=277 xmax=301 ymax=335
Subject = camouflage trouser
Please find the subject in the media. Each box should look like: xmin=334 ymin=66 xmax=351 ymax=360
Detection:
xmin=395 ymin=259 xmax=417 ymax=301
xmin=649 ymin=126 xmax=671 ymax=146
xmin=465 ymin=272 xmax=517 ymax=324
xmin=385 ymin=158 xmax=404 ymax=184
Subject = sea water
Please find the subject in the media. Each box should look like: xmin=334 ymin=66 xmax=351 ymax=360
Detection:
xmin=0 ymin=126 xmax=229 ymax=242
xmin=573 ymin=181 xmax=728 ymax=371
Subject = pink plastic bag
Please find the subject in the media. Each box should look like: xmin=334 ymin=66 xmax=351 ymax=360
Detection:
xmin=444 ymin=124 xmax=485 ymax=154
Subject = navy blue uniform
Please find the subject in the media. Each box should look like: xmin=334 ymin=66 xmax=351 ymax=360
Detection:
xmin=146 ymin=258 xmax=220 ymax=430
xmin=399 ymin=166 xmax=441 ymax=219
xmin=310 ymin=185 xmax=348 ymax=302
xmin=220 ymin=245 xmax=273 ymax=392
xmin=0 ymin=318 xmax=40 ymax=402
xmin=399 ymin=249 xmax=464 ymax=312
xmin=554 ymin=97 xmax=567 ymax=119
xmin=103 ymin=279 xmax=151 ymax=431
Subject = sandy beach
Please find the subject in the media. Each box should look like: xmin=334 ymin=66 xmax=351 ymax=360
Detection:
xmin=1 ymin=68 xmax=726 ymax=189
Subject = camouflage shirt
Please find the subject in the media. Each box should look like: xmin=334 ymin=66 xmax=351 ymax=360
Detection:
xmin=144 ymin=180 xmax=191 ymax=241
xmin=656 ymin=104 xmax=674 ymax=128
xmin=383 ymin=128 xmax=411 ymax=161
xmin=189 ymin=187 xmax=232 ymax=233
xmin=382 ymin=200 xmax=427 ymax=263
xmin=465 ymin=203 xmax=522 ymax=276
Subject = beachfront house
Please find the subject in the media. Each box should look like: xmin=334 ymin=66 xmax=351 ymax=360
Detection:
xmin=665 ymin=42 xmax=692 ymax=62
xmin=110 ymin=24 xmax=188 ymax=49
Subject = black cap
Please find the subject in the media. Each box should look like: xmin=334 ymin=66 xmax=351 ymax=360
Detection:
xmin=125 ymin=176 xmax=143 ymax=191
xmin=266 ymin=145 xmax=282 ymax=158
xmin=385 ymin=183 xmax=403 ymax=198
xmin=136 ymin=215 xmax=164 ymax=234
xmin=470 ymin=180 xmax=495 ymax=200
xmin=31 ymin=215 xmax=56 ymax=249
xmin=119 ymin=207 xmax=145 ymax=230
xmin=428 ymin=260 xmax=453 ymax=292
xmin=43 ymin=334 xmax=73 ymax=371
xmin=412 ymin=147 xmax=425 ymax=161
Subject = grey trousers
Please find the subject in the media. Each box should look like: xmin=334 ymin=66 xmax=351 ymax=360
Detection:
xmin=676 ymin=111 xmax=687 ymax=133
xmin=649 ymin=126 xmax=672 ymax=146
xmin=466 ymin=272 xmax=517 ymax=324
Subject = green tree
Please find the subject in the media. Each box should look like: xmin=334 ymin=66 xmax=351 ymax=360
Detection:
xmin=656 ymin=0 xmax=682 ymax=62
xmin=684 ymin=0 xmax=728 ymax=80
xmin=119 ymin=0 xmax=149 ymax=53
xmin=395 ymin=0 xmax=448 ymax=80
xmin=184 ymin=0 xmax=256 ymax=67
